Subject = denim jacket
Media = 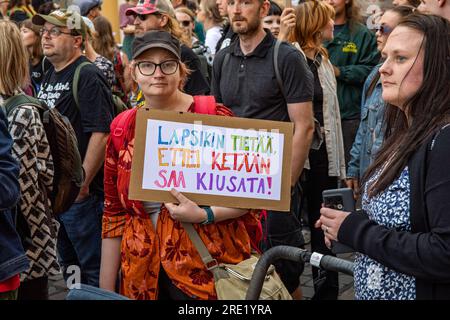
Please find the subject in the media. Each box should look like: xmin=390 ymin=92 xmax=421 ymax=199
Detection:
xmin=0 ymin=107 xmax=28 ymax=283
xmin=347 ymin=64 xmax=385 ymax=178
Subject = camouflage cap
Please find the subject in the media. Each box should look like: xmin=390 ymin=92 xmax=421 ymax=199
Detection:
xmin=32 ymin=9 xmax=87 ymax=39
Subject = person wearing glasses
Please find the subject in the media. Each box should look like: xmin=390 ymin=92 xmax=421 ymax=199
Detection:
xmin=33 ymin=9 xmax=114 ymax=288
xmin=100 ymin=30 xmax=259 ymax=300
xmin=346 ymin=6 xmax=414 ymax=198
xmin=175 ymin=6 xmax=198 ymax=47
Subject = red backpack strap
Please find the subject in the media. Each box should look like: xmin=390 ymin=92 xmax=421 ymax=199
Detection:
xmin=193 ymin=96 xmax=217 ymax=115
xmin=111 ymin=108 xmax=137 ymax=153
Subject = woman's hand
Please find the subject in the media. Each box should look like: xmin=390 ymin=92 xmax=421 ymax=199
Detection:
xmin=278 ymin=7 xmax=296 ymax=41
xmin=165 ymin=189 xmax=207 ymax=223
xmin=315 ymin=207 xmax=351 ymax=249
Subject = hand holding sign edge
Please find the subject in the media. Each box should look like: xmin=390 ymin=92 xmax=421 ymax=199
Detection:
xmin=164 ymin=189 xmax=208 ymax=223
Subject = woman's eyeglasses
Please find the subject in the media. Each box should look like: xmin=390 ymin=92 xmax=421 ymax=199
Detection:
xmin=179 ymin=20 xmax=191 ymax=27
xmin=136 ymin=60 xmax=180 ymax=76
xmin=375 ymin=24 xmax=394 ymax=35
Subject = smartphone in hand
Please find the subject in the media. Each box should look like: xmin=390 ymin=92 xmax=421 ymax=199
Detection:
xmin=322 ymin=188 xmax=355 ymax=254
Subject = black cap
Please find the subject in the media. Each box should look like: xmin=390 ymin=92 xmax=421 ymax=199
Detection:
xmin=132 ymin=30 xmax=181 ymax=60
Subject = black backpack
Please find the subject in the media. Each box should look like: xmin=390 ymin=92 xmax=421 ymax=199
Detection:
xmin=192 ymin=42 xmax=213 ymax=84
xmin=3 ymin=94 xmax=85 ymax=215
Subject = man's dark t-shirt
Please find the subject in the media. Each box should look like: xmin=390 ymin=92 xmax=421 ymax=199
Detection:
xmin=211 ymin=31 xmax=313 ymax=122
xmin=181 ymin=45 xmax=210 ymax=95
xmin=38 ymin=56 xmax=114 ymax=195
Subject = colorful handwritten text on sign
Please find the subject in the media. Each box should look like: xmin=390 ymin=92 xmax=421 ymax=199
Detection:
xmin=142 ymin=120 xmax=284 ymax=200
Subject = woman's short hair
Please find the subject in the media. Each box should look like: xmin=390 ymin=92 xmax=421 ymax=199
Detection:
xmin=289 ymin=0 xmax=335 ymax=58
xmin=0 ymin=20 xmax=29 ymax=96
xmin=268 ymin=0 xmax=282 ymax=16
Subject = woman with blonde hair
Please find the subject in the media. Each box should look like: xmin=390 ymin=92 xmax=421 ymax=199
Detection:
xmin=0 ymin=19 xmax=59 ymax=300
xmin=196 ymin=0 xmax=224 ymax=55
xmin=100 ymin=30 xmax=259 ymax=300
xmin=175 ymin=6 xmax=198 ymax=47
xmin=280 ymin=0 xmax=346 ymax=300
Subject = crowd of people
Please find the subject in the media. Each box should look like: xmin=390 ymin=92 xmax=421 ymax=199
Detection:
xmin=0 ymin=0 xmax=450 ymax=301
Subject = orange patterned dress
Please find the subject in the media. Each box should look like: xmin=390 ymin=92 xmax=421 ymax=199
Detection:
xmin=102 ymin=104 xmax=260 ymax=300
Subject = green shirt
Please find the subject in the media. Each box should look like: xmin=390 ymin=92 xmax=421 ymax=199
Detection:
xmin=325 ymin=22 xmax=380 ymax=120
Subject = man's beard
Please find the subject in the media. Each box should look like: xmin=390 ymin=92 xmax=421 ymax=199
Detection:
xmin=231 ymin=16 xmax=261 ymax=36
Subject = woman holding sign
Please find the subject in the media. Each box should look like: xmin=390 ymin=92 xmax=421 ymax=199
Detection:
xmin=100 ymin=30 xmax=260 ymax=300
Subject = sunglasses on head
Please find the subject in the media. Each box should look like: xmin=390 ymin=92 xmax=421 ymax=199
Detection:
xmin=375 ymin=24 xmax=394 ymax=35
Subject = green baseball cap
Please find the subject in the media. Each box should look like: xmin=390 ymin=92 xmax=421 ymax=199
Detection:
xmin=32 ymin=9 xmax=87 ymax=39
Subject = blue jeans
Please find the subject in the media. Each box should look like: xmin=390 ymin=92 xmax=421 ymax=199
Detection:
xmin=57 ymin=194 xmax=103 ymax=287
xmin=66 ymin=284 xmax=130 ymax=300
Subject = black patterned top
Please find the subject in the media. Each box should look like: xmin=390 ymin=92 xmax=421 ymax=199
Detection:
xmin=93 ymin=55 xmax=116 ymax=89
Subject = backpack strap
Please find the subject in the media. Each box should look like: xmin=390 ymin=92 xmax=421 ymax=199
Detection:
xmin=111 ymin=108 xmax=137 ymax=153
xmin=2 ymin=94 xmax=43 ymax=117
xmin=193 ymin=96 xmax=217 ymax=115
xmin=220 ymin=52 xmax=230 ymax=83
xmin=273 ymin=40 xmax=285 ymax=99
xmin=72 ymin=61 xmax=92 ymax=109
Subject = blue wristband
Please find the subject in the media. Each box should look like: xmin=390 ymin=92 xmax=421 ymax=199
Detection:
xmin=201 ymin=206 xmax=215 ymax=225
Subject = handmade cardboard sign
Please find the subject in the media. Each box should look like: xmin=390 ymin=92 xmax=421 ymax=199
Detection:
xmin=129 ymin=108 xmax=293 ymax=211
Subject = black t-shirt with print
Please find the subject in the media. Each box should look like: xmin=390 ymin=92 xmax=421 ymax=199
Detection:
xmin=38 ymin=56 xmax=114 ymax=195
